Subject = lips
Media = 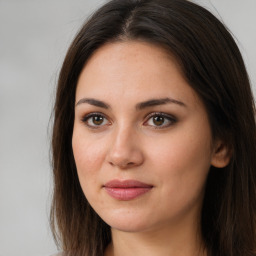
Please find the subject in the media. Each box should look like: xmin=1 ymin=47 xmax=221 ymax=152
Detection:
xmin=103 ymin=179 xmax=153 ymax=200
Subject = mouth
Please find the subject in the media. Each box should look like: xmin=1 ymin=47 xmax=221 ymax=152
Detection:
xmin=103 ymin=179 xmax=153 ymax=201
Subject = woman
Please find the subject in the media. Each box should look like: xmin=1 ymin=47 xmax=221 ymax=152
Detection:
xmin=50 ymin=0 xmax=256 ymax=255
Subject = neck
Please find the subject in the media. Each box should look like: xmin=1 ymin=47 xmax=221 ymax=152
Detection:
xmin=105 ymin=219 xmax=206 ymax=256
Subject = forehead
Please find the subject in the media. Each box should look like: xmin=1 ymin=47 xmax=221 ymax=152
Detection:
xmin=80 ymin=40 xmax=178 ymax=77
xmin=76 ymin=41 xmax=200 ymax=108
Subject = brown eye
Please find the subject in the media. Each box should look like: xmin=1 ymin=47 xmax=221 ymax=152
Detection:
xmin=92 ymin=115 xmax=104 ymax=125
xmin=152 ymin=116 xmax=165 ymax=126
xmin=144 ymin=112 xmax=177 ymax=129
xmin=82 ymin=113 xmax=110 ymax=128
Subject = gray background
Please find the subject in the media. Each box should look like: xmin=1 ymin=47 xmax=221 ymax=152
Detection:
xmin=0 ymin=1 xmax=255 ymax=256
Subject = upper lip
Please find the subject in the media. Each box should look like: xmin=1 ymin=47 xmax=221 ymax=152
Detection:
xmin=104 ymin=179 xmax=153 ymax=188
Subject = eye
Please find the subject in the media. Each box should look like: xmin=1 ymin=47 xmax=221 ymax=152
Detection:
xmin=82 ymin=113 xmax=110 ymax=128
xmin=144 ymin=112 xmax=176 ymax=128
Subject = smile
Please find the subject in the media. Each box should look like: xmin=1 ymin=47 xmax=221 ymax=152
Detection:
xmin=103 ymin=179 xmax=153 ymax=201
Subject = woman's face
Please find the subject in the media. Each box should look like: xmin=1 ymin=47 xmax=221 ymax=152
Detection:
xmin=72 ymin=41 xmax=220 ymax=233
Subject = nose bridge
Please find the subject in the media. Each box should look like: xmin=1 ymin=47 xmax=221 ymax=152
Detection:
xmin=114 ymin=122 xmax=133 ymax=148
xmin=107 ymin=122 xmax=143 ymax=168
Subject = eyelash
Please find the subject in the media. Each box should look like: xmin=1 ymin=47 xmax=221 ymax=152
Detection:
xmin=81 ymin=112 xmax=177 ymax=129
xmin=144 ymin=112 xmax=177 ymax=129
xmin=81 ymin=112 xmax=111 ymax=129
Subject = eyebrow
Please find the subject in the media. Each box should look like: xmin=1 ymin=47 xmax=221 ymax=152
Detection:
xmin=135 ymin=97 xmax=186 ymax=110
xmin=76 ymin=98 xmax=110 ymax=109
xmin=75 ymin=97 xmax=186 ymax=109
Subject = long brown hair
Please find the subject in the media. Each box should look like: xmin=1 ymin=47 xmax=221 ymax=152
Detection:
xmin=51 ymin=0 xmax=256 ymax=255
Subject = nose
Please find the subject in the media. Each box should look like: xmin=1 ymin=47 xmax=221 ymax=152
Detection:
xmin=106 ymin=125 xmax=144 ymax=169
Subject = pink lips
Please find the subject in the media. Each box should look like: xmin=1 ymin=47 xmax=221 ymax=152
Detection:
xmin=104 ymin=179 xmax=153 ymax=201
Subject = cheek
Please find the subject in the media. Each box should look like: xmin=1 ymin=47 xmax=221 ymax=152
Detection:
xmin=146 ymin=131 xmax=212 ymax=218
xmin=149 ymin=133 xmax=212 ymax=171
xmin=146 ymin=121 xmax=213 ymax=198
xmin=72 ymin=129 xmax=106 ymax=187
xmin=73 ymin=141 xmax=103 ymax=170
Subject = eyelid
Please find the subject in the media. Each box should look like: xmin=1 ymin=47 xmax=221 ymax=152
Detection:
xmin=80 ymin=111 xmax=177 ymax=130
xmin=143 ymin=112 xmax=177 ymax=128
xmin=81 ymin=112 xmax=111 ymax=129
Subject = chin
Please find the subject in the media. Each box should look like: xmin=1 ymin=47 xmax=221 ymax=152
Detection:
xmin=99 ymin=210 xmax=152 ymax=233
xmin=109 ymin=221 xmax=149 ymax=233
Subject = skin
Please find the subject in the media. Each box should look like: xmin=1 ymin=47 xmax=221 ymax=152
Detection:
xmin=72 ymin=41 xmax=229 ymax=256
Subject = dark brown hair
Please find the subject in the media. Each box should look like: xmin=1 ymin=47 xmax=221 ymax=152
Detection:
xmin=51 ymin=0 xmax=256 ymax=255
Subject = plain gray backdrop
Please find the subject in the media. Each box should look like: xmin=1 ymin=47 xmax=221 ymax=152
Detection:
xmin=0 ymin=1 xmax=255 ymax=256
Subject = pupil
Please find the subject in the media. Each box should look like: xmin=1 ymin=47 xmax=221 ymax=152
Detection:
xmin=93 ymin=116 xmax=103 ymax=125
xmin=153 ymin=116 xmax=164 ymax=126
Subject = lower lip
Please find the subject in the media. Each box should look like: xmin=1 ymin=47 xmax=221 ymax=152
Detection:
xmin=104 ymin=187 xmax=152 ymax=200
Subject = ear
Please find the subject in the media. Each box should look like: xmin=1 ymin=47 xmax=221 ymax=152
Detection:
xmin=211 ymin=140 xmax=231 ymax=168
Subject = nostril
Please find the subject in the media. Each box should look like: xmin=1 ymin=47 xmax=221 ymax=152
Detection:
xmin=108 ymin=159 xmax=136 ymax=169
xmin=106 ymin=142 xmax=144 ymax=168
